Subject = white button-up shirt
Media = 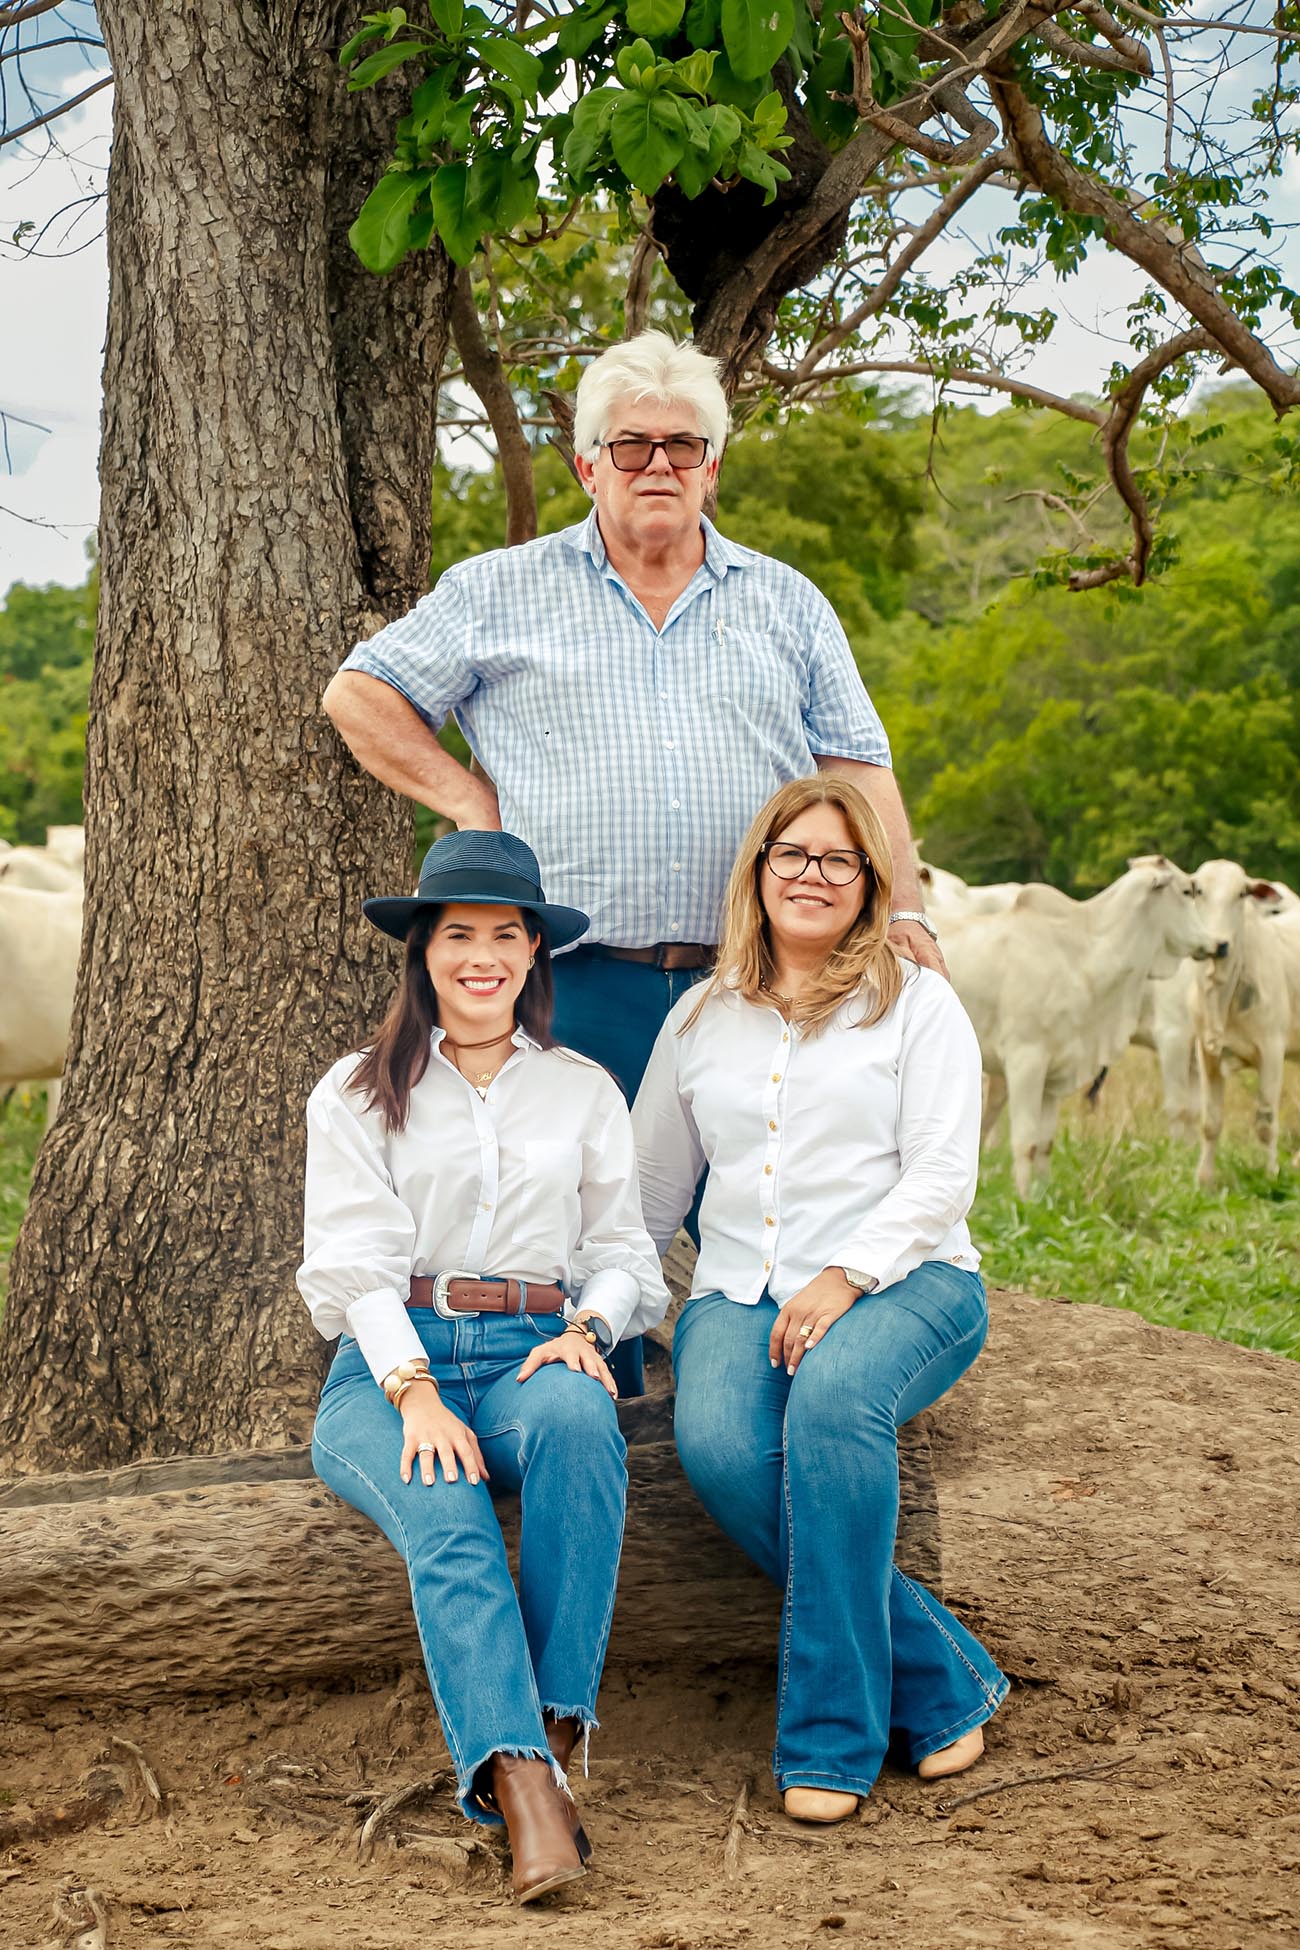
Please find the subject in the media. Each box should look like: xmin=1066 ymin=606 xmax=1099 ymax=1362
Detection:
xmin=631 ymin=969 xmax=982 ymax=1304
xmin=297 ymin=1030 xmax=669 ymax=1383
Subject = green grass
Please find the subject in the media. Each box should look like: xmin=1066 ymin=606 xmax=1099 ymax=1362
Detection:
xmin=972 ymin=1130 xmax=1300 ymax=1359
xmin=1 ymin=1058 xmax=1296 ymax=1356
xmin=0 ymin=1090 xmax=47 ymax=1311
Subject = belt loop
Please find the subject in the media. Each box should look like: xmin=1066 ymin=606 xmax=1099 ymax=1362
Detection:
xmin=516 ymin=1278 xmax=527 ymax=1316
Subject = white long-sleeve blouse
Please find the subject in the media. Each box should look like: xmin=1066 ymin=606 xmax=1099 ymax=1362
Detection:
xmin=297 ymin=1028 xmax=670 ymax=1383
xmin=631 ymin=968 xmax=982 ymax=1305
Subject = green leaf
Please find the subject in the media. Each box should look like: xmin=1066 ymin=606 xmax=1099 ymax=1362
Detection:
xmin=474 ymin=34 xmax=543 ymax=94
xmin=556 ymin=0 xmax=618 ymax=59
xmin=562 ymin=86 xmax=620 ymax=182
xmin=610 ymin=89 xmax=689 ymax=195
xmin=805 ymin=27 xmax=856 ymax=147
xmin=665 ymin=48 xmax=716 ymax=95
xmin=751 ymin=87 xmax=786 ymax=136
xmin=429 ymin=159 xmax=481 ymax=262
xmin=405 ymin=64 xmax=457 ymax=152
xmin=346 ymin=39 xmax=432 ymax=88
xmin=348 ymin=167 xmax=435 ymax=272
xmin=627 ymin=0 xmax=686 ymax=34
xmin=428 ymin=0 xmax=464 ymax=33
xmin=674 ymin=102 xmax=742 ymax=195
xmin=339 ymin=21 xmax=388 ymax=69
xmin=736 ymin=136 xmax=790 ymax=202
xmin=721 ymin=0 xmax=794 ymax=80
xmin=615 ymin=37 xmax=659 ymax=87
xmin=707 ymin=47 xmax=770 ymax=108
xmin=684 ymin=0 xmax=722 ymax=48
xmin=469 ymin=147 xmax=539 ymax=232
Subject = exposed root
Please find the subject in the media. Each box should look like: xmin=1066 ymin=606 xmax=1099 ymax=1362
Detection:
xmin=935 ymin=1751 xmax=1134 ymax=1814
xmin=355 ymin=1776 xmax=453 ymax=1864
xmin=52 ymin=1880 xmax=111 ymax=1950
xmin=107 ymin=1735 xmax=163 ymax=1817
xmin=723 ymin=1775 xmax=753 ymax=1880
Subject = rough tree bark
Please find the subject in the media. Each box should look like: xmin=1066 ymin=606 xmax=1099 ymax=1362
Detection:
xmin=0 ymin=0 xmax=451 ymax=1472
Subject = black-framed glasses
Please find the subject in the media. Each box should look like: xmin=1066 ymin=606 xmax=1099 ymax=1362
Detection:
xmin=600 ymin=435 xmax=710 ymax=472
xmin=760 ymin=841 xmax=872 ymax=886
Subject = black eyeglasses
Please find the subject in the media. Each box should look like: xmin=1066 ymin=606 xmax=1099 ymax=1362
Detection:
xmin=600 ymin=436 xmax=710 ymax=472
xmin=760 ymin=841 xmax=872 ymax=886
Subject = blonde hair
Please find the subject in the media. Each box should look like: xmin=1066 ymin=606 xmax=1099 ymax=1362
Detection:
xmin=687 ymin=775 xmax=907 ymax=1035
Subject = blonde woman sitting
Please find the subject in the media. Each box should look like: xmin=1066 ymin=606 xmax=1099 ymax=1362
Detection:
xmin=632 ymin=776 xmax=1007 ymax=1822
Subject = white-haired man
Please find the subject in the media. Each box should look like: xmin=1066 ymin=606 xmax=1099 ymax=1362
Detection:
xmin=324 ymin=331 xmax=940 ymax=1393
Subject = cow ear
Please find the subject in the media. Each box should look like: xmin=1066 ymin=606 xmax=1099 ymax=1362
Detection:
xmin=918 ymin=863 xmax=933 ymax=888
xmin=1246 ymin=880 xmax=1283 ymax=907
xmin=1130 ymin=852 xmax=1174 ymax=889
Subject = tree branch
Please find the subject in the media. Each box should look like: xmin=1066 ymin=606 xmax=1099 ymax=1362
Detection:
xmin=990 ymin=72 xmax=1300 ymax=413
xmin=625 ymin=227 xmax=661 ymax=338
xmin=1034 ymin=19 xmax=1153 ymax=74
xmin=448 ymin=264 xmax=537 ymax=546
xmin=0 ymin=70 xmax=111 ymax=149
xmin=0 ymin=0 xmax=67 ymax=26
xmin=763 ymin=355 xmax=1109 ymax=424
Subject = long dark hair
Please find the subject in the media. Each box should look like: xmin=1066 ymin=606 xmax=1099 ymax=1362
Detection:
xmin=349 ymin=906 xmax=556 ymax=1132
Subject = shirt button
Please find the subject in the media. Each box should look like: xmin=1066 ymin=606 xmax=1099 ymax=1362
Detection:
xmin=764 ymin=1216 xmax=775 ymax=1227
xmin=664 ymin=741 xmax=675 ymax=751
xmin=671 ymin=861 xmax=682 ymax=872
xmin=671 ymin=799 xmax=681 ymax=809
xmin=771 ymin=1073 xmax=781 ymax=1083
xmin=482 ymin=1202 xmax=492 ymax=1212
xmin=670 ymin=922 xmax=681 ymax=932
xmin=768 ymin=1120 xmax=777 ymax=1132
xmin=782 ymin=1032 xmax=789 ymax=1042
xmin=764 ymin=1260 xmax=772 ymax=1272
xmin=659 ymin=691 xmax=668 ymax=700
xmin=764 ymin=1164 xmax=773 ymax=1175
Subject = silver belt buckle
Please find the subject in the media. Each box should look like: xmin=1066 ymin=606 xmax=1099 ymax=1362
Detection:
xmin=432 ymin=1269 xmax=480 ymax=1320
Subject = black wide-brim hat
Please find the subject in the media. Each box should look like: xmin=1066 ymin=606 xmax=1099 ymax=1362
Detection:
xmin=363 ymin=829 xmax=590 ymax=950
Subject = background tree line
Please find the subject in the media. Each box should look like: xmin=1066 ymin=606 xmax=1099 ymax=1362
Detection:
xmin=6 ymin=382 xmax=1297 ymax=891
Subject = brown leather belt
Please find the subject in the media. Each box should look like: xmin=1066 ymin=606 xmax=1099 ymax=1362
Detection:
xmin=407 ymin=1275 xmax=566 ymax=1316
xmin=586 ymin=942 xmax=715 ymax=971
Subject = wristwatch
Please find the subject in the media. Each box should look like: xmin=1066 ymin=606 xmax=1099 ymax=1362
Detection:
xmin=840 ymin=1267 xmax=879 ymax=1296
xmin=568 ymin=1311 xmax=614 ymax=1358
xmin=889 ymin=909 xmax=939 ymax=942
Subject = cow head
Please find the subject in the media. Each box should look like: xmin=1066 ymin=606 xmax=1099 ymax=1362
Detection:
xmin=1126 ymin=855 xmax=1221 ymax=972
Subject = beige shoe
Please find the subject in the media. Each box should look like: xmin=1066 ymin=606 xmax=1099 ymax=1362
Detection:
xmin=783 ymin=1786 xmax=860 ymax=1824
xmin=917 ymin=1727 xmax=985 ymax=1781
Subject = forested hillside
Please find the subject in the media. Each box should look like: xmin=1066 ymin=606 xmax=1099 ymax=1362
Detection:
xmin=4 ymin=388 xmax=1297 ymax=891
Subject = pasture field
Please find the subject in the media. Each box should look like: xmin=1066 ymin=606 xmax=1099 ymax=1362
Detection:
xmin=1 ymin=1052 xmax=1296 ymax=1353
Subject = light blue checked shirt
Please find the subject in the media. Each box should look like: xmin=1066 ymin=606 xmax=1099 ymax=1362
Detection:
xmin=341 ymin=510 xmax=891 ymax=948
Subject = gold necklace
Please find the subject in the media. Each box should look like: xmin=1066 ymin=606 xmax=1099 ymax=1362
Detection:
xmin=760 ymin=980 xmax=796 ymax=1010
xmin=443 ymin=1029 xmax=514 ymax=1088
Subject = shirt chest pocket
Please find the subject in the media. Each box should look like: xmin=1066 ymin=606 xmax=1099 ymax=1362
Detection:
xmin=521 ymin=1136 xmax=581 ymax=1199
xmin=686 ymin=625 xmax=806 ymax=731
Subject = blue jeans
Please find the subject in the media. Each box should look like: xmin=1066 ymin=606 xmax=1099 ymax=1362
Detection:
xmin=673 ymin=1264 xmax=1008 ymax=1797
xmin=552 ymin=946 xmax=710 ymax=1398
xmin=313 ymin=1309 xmax=628 ymax=1824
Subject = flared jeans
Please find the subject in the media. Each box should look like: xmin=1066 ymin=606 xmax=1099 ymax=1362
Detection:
xmin=313 ymin=1309 xmax=627 ymax=1823
xmin=673 ymin=1263 xmax=1008 ymax=1798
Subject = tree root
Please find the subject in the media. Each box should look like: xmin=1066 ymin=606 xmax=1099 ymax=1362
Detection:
xmin=723 ymin=1775 xmax=753 ymax=1880
xmin=51 ymin=1880 xmax=111 ymax=1950
xmin=0 ymin=1738 xmax=162 ymax=1848
xmin=935 ymin=1751 xmax=1134 ymax=1814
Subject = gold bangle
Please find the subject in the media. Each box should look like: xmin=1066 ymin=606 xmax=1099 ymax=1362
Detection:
xmin=382 ymin=1358 xmax=431 ymax=1404
xmin=392 ymin=1374 xmax=439 ymax=1410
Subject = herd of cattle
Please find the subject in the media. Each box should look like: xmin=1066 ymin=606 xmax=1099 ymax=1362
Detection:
xmin=2 ymin=830 xmax=1298 ymax=1201
xmin=923 ymin=853 xmax=1300 ymax=1194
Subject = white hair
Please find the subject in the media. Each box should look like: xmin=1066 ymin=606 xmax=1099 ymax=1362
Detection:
xmin=573 ymin=330 xmax=729 ymax=459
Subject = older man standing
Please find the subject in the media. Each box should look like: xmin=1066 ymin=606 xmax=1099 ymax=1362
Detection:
xmin=324 ymin=331 xmax=940 ymax=1392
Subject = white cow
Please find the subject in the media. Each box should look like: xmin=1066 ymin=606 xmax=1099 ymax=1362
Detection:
xmin=1187 ymin=868 xmax=1300 ymax=1185
xmin=917 ymin=858 xmax=1026 ymax=921
xmin=1134 ymin=861 xmax=1284 ymax=1143
xmin=0 ymin=885 xmax=83 ymax=1126
xmin=45 ymin=825 xmax=86 ymax=873
xmin=0 ymin=844 xmax=81 ymax=892
xmin=944 ymin=857 xmax=1220 ymax=1194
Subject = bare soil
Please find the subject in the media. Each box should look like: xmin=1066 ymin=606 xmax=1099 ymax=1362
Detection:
xmin=3 ymin=1289 xmax=1298 ymax=1950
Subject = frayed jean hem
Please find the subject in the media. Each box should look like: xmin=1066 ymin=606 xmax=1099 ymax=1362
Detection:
xmin=541 ymin=1704 xmax=600 ymax=1779
xmin=906 ymin=1673 xmax=1010 ymax=1767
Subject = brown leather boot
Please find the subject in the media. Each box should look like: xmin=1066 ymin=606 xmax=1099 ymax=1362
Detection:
xmin=490 ymin=1754 xmax=585 ymax=1904
xmin=545 ymin=1716 xmax=593 ymax=1864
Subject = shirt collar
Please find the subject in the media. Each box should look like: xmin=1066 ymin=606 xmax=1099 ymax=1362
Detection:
xmin=564 ymin=508 xmax=749 ymax=582
xmin=430 ymin=1025 xmax=539 ymax=1053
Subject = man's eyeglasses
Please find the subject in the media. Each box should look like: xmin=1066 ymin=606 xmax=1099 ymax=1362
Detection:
xmin=600 ymin=436 xmax=711 ymax=472
xmin=760 ymin=842 xmax=872 ymax=886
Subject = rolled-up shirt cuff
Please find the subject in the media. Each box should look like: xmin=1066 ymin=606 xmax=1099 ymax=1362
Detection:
xmin=566 ymin=1269 xmax=640 ymax=1347
xmin=345 ymin=1286 xmax=427 ymax=1385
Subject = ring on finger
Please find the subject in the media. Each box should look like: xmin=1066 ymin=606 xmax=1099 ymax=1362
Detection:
xmin=416 ymin=1442 xmax=436 ymax=1454
xmin=798 ymin=1323 xmax=814 ymax=1339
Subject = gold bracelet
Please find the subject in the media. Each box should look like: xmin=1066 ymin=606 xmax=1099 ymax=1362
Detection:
xmin=392 ymin=1373 xmax=439 ymax=1410
xmin=382 ymin=1358 xmax=431 ymax=1404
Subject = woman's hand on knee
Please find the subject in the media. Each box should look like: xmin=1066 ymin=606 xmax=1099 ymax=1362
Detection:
xmin=398 ymin=1389 xmax=489 ymax=1488
xmin=516 ymin=1330 xmax=618 ymax=1400
xmin=770 ymin=1269 xmax=863 ymax=1375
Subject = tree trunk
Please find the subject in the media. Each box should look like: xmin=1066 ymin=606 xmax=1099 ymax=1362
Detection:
xmin=0 ymin=1396 xmax=944 ymax=1700
xmin=0 ymin=0 xmax=451 ymax=1472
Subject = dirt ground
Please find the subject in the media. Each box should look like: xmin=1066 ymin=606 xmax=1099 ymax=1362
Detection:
xmin=3 ymin=1289 xmax=1299 ymax=1950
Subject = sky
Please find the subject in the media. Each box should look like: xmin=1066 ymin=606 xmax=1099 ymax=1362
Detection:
xmin=1 ymin=4 xmax=1297 ymax=599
